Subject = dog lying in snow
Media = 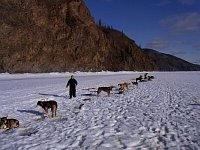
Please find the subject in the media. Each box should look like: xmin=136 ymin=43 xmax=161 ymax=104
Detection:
xmin=97 ymin=86 xmax=113 ymax=97
xmin=37 ymin=100 xmax=57 ymax=117
xmin=0 ymin=116 xmax=19 ymax=129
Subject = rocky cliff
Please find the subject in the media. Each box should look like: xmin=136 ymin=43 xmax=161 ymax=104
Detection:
xmin=0 ymin=0 xmax=199 ymax=73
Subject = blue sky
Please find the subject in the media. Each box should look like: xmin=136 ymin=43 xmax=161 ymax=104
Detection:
xmin=84 ymin=0 xmax=200 ymax=65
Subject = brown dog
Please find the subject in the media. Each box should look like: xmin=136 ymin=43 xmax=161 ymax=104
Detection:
xmin=0 ymin=117 xmax=19 ymax=129
xmin=118 ymin=82 xmax=129 ymax=90
xmin=37 ymin=100 xmax=57 ymax=117
xmin=97 ymin=86 xmax=113 ymax=96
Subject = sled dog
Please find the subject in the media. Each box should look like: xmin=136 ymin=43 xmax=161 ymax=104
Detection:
xmin=118 ymin=82 xmax=129 ymax=90
xmin=97 ymin=86 xmax=113 ymax=96
xmin=37 ymin=100 xmax=57 ymax=117
xmin=132 ymin=81 xmax=138 ymax=86
xmin=0 ymin=116 xmax=19 ymax=129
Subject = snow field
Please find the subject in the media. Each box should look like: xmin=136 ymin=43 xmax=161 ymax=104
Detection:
xmin=0 ymin=72 xmax=200 ymax=149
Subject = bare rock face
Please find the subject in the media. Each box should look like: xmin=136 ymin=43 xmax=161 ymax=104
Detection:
xmin=1 ymin=0 xmax=106 ymax=72
xmin=0 ymin=0 xmax=199 ymax=73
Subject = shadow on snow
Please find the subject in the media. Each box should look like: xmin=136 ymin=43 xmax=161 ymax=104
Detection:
xmin=17 ymin=109 xmax=43 ymax=116
xmin=38 ymin=93 xmax=67 ymax=98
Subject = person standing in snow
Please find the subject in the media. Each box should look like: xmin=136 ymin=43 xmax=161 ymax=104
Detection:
xmin=66 ymin=75 xmax=78 ymax=99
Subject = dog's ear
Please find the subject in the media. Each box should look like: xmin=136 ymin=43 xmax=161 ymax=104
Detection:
xmin=37 ymin=101 xmax=42 ymax=106
xmin=1 ymin=117 xmax=7 ymax=122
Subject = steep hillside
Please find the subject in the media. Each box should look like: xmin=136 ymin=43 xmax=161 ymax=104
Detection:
xmin=143 ymin=49 xmax=200 ymax=71
xmin=0 ymin=0 xmax=111 ymax=72
xmin=99 ymin=27 xmax=158 ymax=71
xmin=0 ymin=0 xmax=199 ymax=73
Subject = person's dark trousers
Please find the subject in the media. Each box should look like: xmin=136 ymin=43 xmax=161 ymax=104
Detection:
xmin=69 ymin=88 xmax=76 ymax=99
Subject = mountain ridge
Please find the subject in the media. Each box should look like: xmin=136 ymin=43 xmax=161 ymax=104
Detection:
xmin=0 ymin=0 xmax=199 ymax=73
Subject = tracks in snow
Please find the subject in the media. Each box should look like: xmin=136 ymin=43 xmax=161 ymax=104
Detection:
xmin=0 ymin=73 xmax=200 ymax=149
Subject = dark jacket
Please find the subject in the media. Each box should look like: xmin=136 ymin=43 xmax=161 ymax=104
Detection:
xmin=66 ymin=79 xmax=77 ymax=89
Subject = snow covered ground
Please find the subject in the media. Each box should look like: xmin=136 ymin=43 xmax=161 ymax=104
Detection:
xmin=0 ymin=71 xmax=200 ymax=150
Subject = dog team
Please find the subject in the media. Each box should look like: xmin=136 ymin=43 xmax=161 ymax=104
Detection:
xmin=0 ymin=73 xmax=154 ymax=130
xmin=97 ymin=73 xmax=154 ymax=96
